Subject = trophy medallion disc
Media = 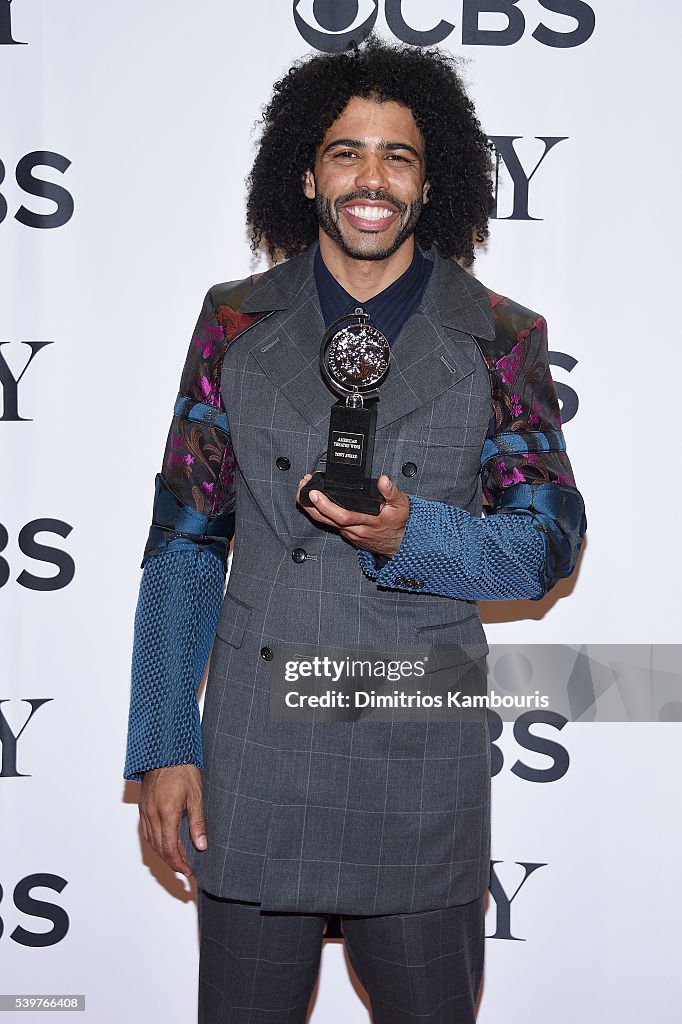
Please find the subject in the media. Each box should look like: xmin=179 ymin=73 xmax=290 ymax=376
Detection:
xmin=321 ymin=309 xmax=390 ymax=398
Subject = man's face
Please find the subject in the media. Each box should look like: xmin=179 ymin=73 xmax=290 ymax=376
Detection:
xmin=302 ymin=96 xmax=429 ymax=262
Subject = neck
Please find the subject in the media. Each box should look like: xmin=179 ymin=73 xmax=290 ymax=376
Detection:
xmin=317 ymin=234 xmax=415 ymax=302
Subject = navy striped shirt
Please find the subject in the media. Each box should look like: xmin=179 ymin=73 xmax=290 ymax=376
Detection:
xmin=314 ymin=244 xmax=433 ymax=342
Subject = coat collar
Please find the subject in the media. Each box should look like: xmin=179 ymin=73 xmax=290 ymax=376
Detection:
xmin=240 ymin=246 xmax=317 ymax=314
xmin=241 ymin=242 xmax=496 ymax=338
xmin=423 ymin=245 xmax=496 ymax=341
xmin=238 ymin=242 xmax=496 ymax=433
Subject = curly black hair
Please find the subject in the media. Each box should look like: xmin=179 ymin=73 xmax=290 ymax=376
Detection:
xmin=246 ymin=37 xmax=493 ymax=266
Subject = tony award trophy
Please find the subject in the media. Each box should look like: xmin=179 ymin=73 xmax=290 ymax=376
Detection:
xmin=300 ymin=308 xmax=390 ymax=515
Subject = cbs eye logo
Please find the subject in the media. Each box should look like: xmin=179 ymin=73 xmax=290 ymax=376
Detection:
xmin=294 ymin=0 xmax=379 ymax=51
xmin=293 ymin=0 xmax=596 ymax=52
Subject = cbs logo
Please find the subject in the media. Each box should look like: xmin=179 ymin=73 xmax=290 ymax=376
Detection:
xmin=294 ymin=0 xmax=595 ymax=52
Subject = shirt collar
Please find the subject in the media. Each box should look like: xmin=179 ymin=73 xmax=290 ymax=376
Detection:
xmin=314 ymin=243 xmax=433 ymax=345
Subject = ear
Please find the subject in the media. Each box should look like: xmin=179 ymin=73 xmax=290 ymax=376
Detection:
xmin=302 ymin=169 xmax=316 ymax=200
xmin=422 ymin=180 xmax=430 ymax=205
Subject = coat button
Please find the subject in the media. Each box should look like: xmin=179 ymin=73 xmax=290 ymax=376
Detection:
xmin=276 ymin=456 xmax=291 ymax=471
xmin=292 ymin=548 xmax=307 ymax=563
xmin=395 ymin=576 xmax=424 ymax=588
xmin=402 ymin=461 xmax=417 ymax=478
xmin=260 ymin=646 xmax=273 ymax=661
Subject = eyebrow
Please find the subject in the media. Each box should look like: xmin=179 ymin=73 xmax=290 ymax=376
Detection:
xmin=322 ymin=138 xmax=421 ymax=159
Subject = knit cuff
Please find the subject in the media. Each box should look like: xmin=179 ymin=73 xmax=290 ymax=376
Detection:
xmin=123 ymin=548 xmax=225 ymax=781
xmin=358 ymin=495 xmax=546 ymax=601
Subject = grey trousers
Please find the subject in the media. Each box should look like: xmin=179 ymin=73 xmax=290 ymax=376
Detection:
xmin=198 ymin=889 xmax=485 ymax=1023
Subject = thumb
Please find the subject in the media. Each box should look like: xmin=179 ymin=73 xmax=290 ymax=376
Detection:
xmin=378 ymin=474 xmax=397 ymax=501
xmin=188 ymin=797 xmax=208 ymax=852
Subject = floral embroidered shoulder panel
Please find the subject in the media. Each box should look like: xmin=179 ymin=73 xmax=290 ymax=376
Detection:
xmin=476 ymin=289 xmax=585 ymax=586
xmin=142 ymin=285 xmax=269 ymax=569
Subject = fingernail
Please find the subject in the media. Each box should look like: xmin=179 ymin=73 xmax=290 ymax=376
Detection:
xmin=196 ymin=836 xmax=207 ymax=850
xmin=310 ymin=491 xmax=319 ymax=502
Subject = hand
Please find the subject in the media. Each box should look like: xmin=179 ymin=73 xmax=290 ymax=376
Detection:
xmin=296 ymin=473 xmax=409 ymax=557
xmin=138 ymin=764 xmax=206 ymax=877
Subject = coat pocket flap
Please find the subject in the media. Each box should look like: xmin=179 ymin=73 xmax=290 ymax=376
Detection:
xmin=415 ymin=614 xmax=489 ymax=658
xmin=215 ymin=591 xmax=253 ymax=648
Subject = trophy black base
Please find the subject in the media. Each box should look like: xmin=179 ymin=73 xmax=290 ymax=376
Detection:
xmin=299 ymin=472 xmax=385 ymax=516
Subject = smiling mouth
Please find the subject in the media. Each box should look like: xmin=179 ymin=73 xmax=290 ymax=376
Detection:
xmin=340 ymin=202 xmax=400 ymax=231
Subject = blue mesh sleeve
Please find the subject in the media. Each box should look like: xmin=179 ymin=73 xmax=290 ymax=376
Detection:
xmin=124 ymin=548 xmax=225 ymax=781
xmin=357 ymin=495 xmax=547 ymax=600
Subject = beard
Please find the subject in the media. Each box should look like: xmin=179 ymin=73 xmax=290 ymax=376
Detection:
xmin=314 ymin=188 xmax=424 ymax=261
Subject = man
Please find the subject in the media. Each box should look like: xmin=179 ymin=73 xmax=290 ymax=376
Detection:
xmin=124 ymin=38 xmax=585 ymax=1024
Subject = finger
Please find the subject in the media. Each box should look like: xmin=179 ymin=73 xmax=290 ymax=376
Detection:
xmin=296 ymin=473 xmax=312 ymax=493
xmin=187 ymin=796 xmax=208 ymax=852
xmin=339 ymin=527 xmax=387 ymax=551
xmin=159 ymin=809 xmax=191 ymax=876
xmin=377 ymin=474 xmax=398 ymax=501
xmin=296 ymin=487 xmax=351 ymax=528
xmin=177 ymin=837 xmax=193 ymax=875
xmin=300 ymin=503 xmax=341 ymax=528
xmin=307 ymin=490 xmax=372 ymax=527
xmin=144 ymin=808 xmax=164 ymax=855
xmin=339 ymin=526 xmax=373 ymax=544
xmin=295 ymin=474 xmax=315 ymax=507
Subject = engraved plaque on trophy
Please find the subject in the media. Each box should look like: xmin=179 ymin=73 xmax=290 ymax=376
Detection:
xmin=299 ymin=308 xmax=390 ymax=516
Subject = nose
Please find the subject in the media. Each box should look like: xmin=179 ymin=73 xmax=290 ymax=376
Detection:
xmin=355 ymin=152 xmax=390 ymax=193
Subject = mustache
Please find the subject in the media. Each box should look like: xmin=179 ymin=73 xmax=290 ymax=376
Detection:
xmin=333 ymin=190 xmax=408 ymax=214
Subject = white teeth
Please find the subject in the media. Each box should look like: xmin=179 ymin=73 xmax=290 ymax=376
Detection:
xmin=345 ymin=206 xmax=394 ymax=220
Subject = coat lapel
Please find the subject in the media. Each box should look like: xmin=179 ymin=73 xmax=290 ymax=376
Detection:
xmin=237 ymin=244 xmax=497 ymax=434
xmin=374 ymin=252 xmax=497 ymax=430
xmin=240 ymin=248 xmax=335 ymax=432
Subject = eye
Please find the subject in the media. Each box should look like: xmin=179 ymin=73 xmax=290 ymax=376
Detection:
xmin=293 ymin=0 xmax=379 ymax=52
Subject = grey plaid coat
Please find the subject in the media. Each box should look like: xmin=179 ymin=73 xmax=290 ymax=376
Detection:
xmin=126 ymin=242 xmax=583 ymax=914
xmin=180 ymin=245 xmax=496 ymax=915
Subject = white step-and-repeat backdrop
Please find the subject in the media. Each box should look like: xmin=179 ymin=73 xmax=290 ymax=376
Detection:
xmin=2 ymin=1 xmax=680 ymax=1020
